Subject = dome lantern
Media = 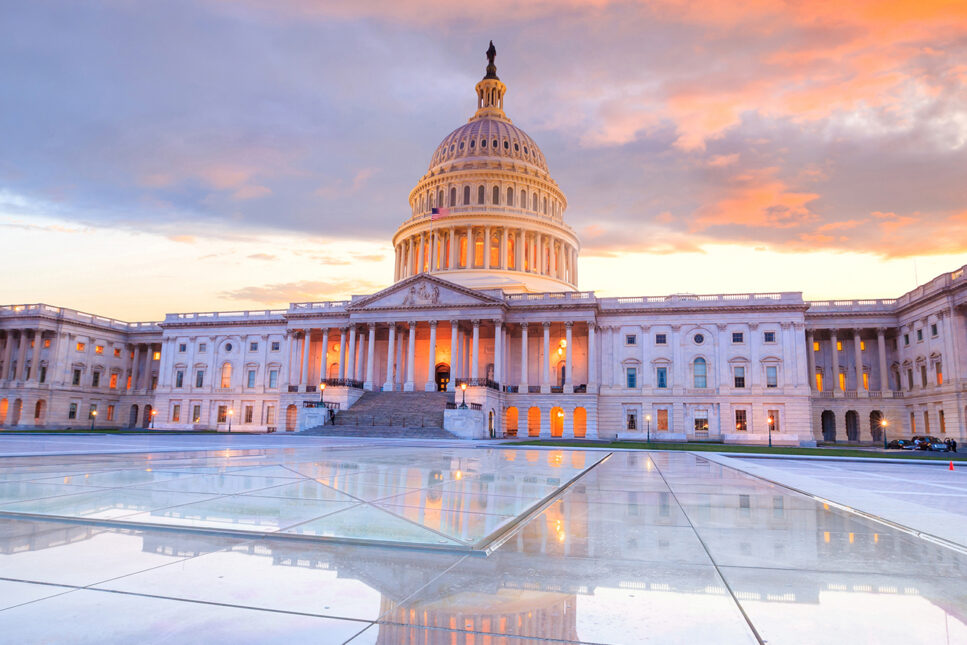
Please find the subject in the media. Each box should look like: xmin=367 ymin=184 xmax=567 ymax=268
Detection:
xmin=471 ymin=41 xmax=509 ymax=123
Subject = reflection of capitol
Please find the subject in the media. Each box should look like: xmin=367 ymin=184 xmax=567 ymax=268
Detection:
xmin=7 ymin=467 xmax=965 ymax=643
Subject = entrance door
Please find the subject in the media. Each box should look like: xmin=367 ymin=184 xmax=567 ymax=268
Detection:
xmin=435 ymin=363 xmax=450 ymax=392
xmin=821 ymin=410 xmax=836 ymax=442
xmin=845 ymin=410 xmax=859 ymax=441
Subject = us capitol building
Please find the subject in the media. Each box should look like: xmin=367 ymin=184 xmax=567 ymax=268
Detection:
xmin=2 ymin=46 xmax=965 ymax=444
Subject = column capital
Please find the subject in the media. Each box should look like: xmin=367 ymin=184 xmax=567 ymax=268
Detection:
xmin=564 ymin=321 xmax=573 ymax=329
xmin=748 ymin=322 xmax=759 ymax=330
xmin=715 ymin=323 xmax=728 ymax=331
xmin=587 ymin=321 xmax=596 ymax=331
xmin=339 ymin=326 xmax=349 ymax=332
xmin=780 ymin=322 xmax=792 ymax=330
xmin=493 ymin=319 xmax=503 ymax=328
xmin=367 ymin=322 xmax=377 ymax=330
xmin=471 ymin=319 xmax=480 ymax=328
xmin=876 ymin=327 xmax=889 ymax=334
xmin=852 ymin=327 xmax=863 ymax=336
xmin=428 ymin=320 xmax=438 ymax=328
xmin=806 ymin=328 xmax=816 ymax=336
xmin=408 ymin=320 xmax=417 ymax=328
xmin=542 ymin=321 xmax=551 ymax=329
xmin=520 ymin=322 xmax=529 ymax=330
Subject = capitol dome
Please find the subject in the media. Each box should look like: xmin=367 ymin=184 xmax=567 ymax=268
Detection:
xmin=391 ymin=42 xmax=579 ymax=293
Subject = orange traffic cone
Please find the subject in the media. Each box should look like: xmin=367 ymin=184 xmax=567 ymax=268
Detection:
xmin=950 ymin=461 xmax=955 ymax=471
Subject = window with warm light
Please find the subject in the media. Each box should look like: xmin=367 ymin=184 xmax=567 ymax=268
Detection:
xmin=95 ymin=345 xmax=104 ymax=355
xmin=266 ymin=405 xmax=276 ymax=424
xmin=76 ymin=342 xmax=85 ymax=352
xmin=244 ymin=406 xmax=253 ymax=424
xmin=88 ymin=404 xmax=97 ymax=420
xmin=860 ymin=340 xmax=866 ymax=351
xmin=734 ymin=409 xmax=747 ymax=432
xmin=109 ymin=373 xmax=118 ymax=389
xmin=172 ymin=405 xmax=180 ymax=423
xmin=192 ymin=405 xmax=201 ymax=423
xmin=220 ymin=364 xmax=231 ymax=388
xmin=862 ymin=372 xmax=869 ymax=390
xmin=113 ymin=348 xmax=121 ymax=358
xmin=626 ymin=411 xmax=637 ymax=430
xmin=815 ymin=372 xmax=823 ymax=391
xmin=107 ymin=404 xmax=115 ymax=421
xmin=217 ymin=405 xmax=227 ymax=423
xmin=813 ymin=341 xmax=820 ymax=352
xmin=126 ymin=375 xmax=132 ymax=389
xmin=936 ymin=362 xmax=943 ymax=385
xmin=939 ymin=410 xmax=946 ymax=433
xmin=43 ymin=339 xmax=50 ymax=348
xmin=768 ymin=409 xmax=779 ymax=432
xmin=838 ymin=372 xmax=846 ymax=390
xmin=836 ymin=341 xmax=843 ymax=351
xmin=657 ymin=409 xmax=669 ymax=431
xmin=152 ymin=351 xmax=160 ymax=361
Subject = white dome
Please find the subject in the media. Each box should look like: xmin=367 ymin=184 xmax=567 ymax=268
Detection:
xmin=429 ymin=118 xmax=549 ymax=173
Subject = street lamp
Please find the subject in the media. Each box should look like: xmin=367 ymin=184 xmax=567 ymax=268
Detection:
xmin=767 ymin=415 xmax=775 ymax=448
xmin=150 ymin=409 xmax=157 ymax=429
xmin=460 ymin=382 xmax=468 ymax=408
xmin=90 ymin=409 xmax=97 ymax=431
xmin=645 ymin=414 xmax=652 ymax=443
xmin=227 ymin=408 xmax=234 ymax=432
xmin=319 ymin=382 xmax=326 ymax=405
xmin=881 ymin=418 xmax=888 ymax=449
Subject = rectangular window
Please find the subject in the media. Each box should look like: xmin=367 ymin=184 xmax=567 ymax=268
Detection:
xmin=249 ymin=342 xmax=258 ymax=352
xmin=693 ymin=410 xmax=709 ymax=433
xmin=192 ymin=405 xmax=201 ymax=423
xmin=654 ymin=334 xmax=667 ymax=345
xmin=923 ymin=411 xmax=930 ymax=433
xmin=910 ymin=411 xmax=916 ymax=433
xmin=72 ymin=369 xmax=81 ymax=386
xmin=76 ymin=342 xmax=86 ymax=352
xmin=657 ymin=409 xmax=668 ymax=431
xmin=244 ymin=405 xmax=253 ymax=424
xmin=763 ymin=331 xmax=776 ymax=343
xmin=271 ymin=341 xmax=280 ymax=351
xmin=109 ymin=373 xmax=118 ymax=389
xmin=626 ymin=367 xmax=637 ymax=389
xmin=39 ymin=366 xmax=46 ymax=383
xmin=903 ymin=334 xmax=909 ymax=346
xmin=95 ymin=345 xmax=104 ymax=355
xmin=68 ymin=403 xmax=77 ymax=419
xmin=815 ymin=372 xmax=823 ymax=391
xmin=940 ymin=410 xmax=946 ymax=433
xmin=175 ymin=370 xmax=184 ymax=388
xmin=199 ymin=343 xmax=207 ymax=352
xmin=836 ymin=341 xmax=843 ymax=351
xmin=766 ymin=366 xmax=778 ymax=388
xmin=625 ymin=334 xmax=637 ymax=346
xmin=907 ymin=369 xmax=914 ymax=390
xmin=172 ymin=405 xmax=181 ymax=423
xmin=920 ymin=365 xmax=928 ymax=387
xmin=152 ymin=351 xmax=160 ymax=360
xmin=936 ymin=362 xmax=943 ymax=386
xmin=626 ymin=412 xmax=637 ymax=431
xmin=916 ymin=329 xmax=923 ymax=342
xmin=813 ymin=341 xmax=820 ymax=352
xmin=732 ymin=332 xmax=744 ymax=343
xmin=862 ymin=372 xmax=869 ymax=390
xmin=931 ymin=323 xmax=938 ymax=337
xmin=860 ymin=340 xmax=866 ymax=351
xmin=195 ymin=370 xmax=204 ymax=388
xmin=217 ymin=405 xmax=227 ymax=423
xmin=43 ymin=339 xmax=50 ymax=348
xmin=892 ymin=338 xmax=898 ymax=350
xmin=126 ymin=375 xmax=132 ymax=390
xmin=269 ymin=370 xmax=278 ymax=388
xmin=113 ymin=348 xmax=121 ymax=358
xmin=179 ymin=343 xmax=187 ymax=352
xmin=656 ymin=367 xmax=667 ymax=389
xmin=735 ymin=409 xmax=747 ymax=432
xmin=733 ymin=366 xmax=745 ymax=388
xmin=88 ymin=404 xmax=97 ymax=420
xmin=107 ymin=404 xmax=115 ymax=421
xmin=151 ymin=375 xmax=157 ymax=390
xmin=266 ymin=405 xmax=276 ymax=424
xmin=768 ymin=409 xmax=779 ymax=433
xmin=247 ymin=370 xmax=256 ymax=388
xmin=839 ymin=372 xmax=846 ymax=391
xmin=91 ymin=372 xmax=101 ymax=387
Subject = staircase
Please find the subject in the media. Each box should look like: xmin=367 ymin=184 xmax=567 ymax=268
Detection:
xmin=302 ymin=391 xmax=459 ymax=439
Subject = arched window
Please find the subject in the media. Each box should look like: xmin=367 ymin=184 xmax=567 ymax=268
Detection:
xmin=449 ymin=187 xmax=456 ymax=207
xmin=520 ymin=190 xmax=526 ymax=209
xmin=693 ymin=358 xmax=707 ymax=388
xmin=220 ymin=363 xmax=232 ymax=388
xmin=543 ymin=196 xmax=548 ymax=214
xmin=492 ymin=186 xmax=500 ymax=205
xmin=507 ymin=187 xmax=514 ymax=206
xmin=477 ymin=186 xmax=485 ymax=204
xmin=437 ymin=190 xmax=443 ymax=208
xmin=463 ymin=186 xmax=470 ymax=205
xmin=533 ymin=194 xmax=538 ymax=211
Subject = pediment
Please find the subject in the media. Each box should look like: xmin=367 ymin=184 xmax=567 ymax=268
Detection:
xmin=348 ymin=275 xmax=504 ymax=311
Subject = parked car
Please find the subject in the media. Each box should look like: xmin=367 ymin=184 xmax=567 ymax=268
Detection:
xmin=887 ymin=439 xmax=916 ymax=450
xmin=921 ymin=437 xmax=950 ymax=452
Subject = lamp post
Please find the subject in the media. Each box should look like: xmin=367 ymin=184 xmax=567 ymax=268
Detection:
xmin=460 ymin=382 xmax=467 ymax=408
xmin=881 ymin=418 xmax=888 ymax=450
xmin=150 ymin=409 xmax=157 ymax=429
xmin=319 ymin=382 xmax=326 ymax=405
xmin=645 ymin=414 xmax=652 ymax=443
xmin=227 ymin=407 xmax=233 ymax=433
xmin=90 ymin=409 xmax=97 ymax=431
xmin=767 ymin=415 xmax=774 ymax=448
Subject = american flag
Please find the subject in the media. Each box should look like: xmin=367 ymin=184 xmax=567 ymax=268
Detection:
xmin=431 ymin=207 xmax=450 ymax=220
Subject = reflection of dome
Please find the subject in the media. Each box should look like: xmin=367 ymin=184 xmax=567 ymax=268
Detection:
xmin=429 ymin=119 xmax=548 ymax=174
xmin=391 ymin=42 xmax=579 ymax=293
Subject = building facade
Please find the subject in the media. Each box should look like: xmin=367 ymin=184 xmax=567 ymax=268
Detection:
xmin=2 ymin=48 xmax=965 ymax=443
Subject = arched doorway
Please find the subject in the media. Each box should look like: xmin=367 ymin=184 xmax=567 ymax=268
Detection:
xmin=285 ymin=404 xmax=297 ymax=432
xmin=870 ymin=411 xmax=883 ymax=442
xmin=0 ymin=398 xmax=8 ymax=426
xmin=328 ymin=363 xmax=339 ymax=379
xmin=435 ymin=363 xmax=450 ymax=392
xmin=505 ymin=407 xmax=518 ymax=437
xmin=488 ymin=409 xmax=495 ymax=438
xmin=142 ymin=405 xmax=153 ymax=428
xmin=821 ymin=410 xmax=836 ymax=442
xmin=527 ymin=407 xmax=541 ymax=437
xmin=845 ymin=410 xmax=859 ymax=441
xmin=573 ymin=407 xmax=587 ymax=438
xmin=11 ymin=399 xmax=22 ymax=426
xmin=33 ymin=400 xmax=46 ymax=426
xmin=550 ymin=407 xmax=564 ymax=437
xmin=129 ymin=405 xmax=139 ymax=428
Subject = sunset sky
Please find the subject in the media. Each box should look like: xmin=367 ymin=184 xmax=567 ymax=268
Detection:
xmin=2 ymin=1 xmax=966 ymax=321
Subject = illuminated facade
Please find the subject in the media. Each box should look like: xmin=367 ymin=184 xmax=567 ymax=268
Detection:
xmin=1 ymin=47 xmax=965 ymax=443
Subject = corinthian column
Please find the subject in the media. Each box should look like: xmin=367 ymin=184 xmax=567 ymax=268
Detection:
xmin=365 ymin=324 xmax=376 ymax=391
xmin=564 ymin=321 xmax=573 ymax=392
xmin=425 ymin=320 xmax=438 ymax=391
xmin=520 ymin=323 xmax=529 ymax=390
xmin=404 ymin=321 xmax=416 ymax=391
xmin=383 ymin=324 xmax=396 ymax=391
xmin=541 ymin=322 xmax=551 ymax=393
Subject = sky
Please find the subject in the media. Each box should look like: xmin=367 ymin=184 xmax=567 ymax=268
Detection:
xmin=1 ymin=0 xmax=966 ymax=321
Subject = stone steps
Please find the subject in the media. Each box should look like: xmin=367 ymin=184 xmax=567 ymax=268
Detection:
xmin=333 ymin=391 xmax=454 ymax=429
xmin=301 ymin=425 xmax=458 ymax=439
